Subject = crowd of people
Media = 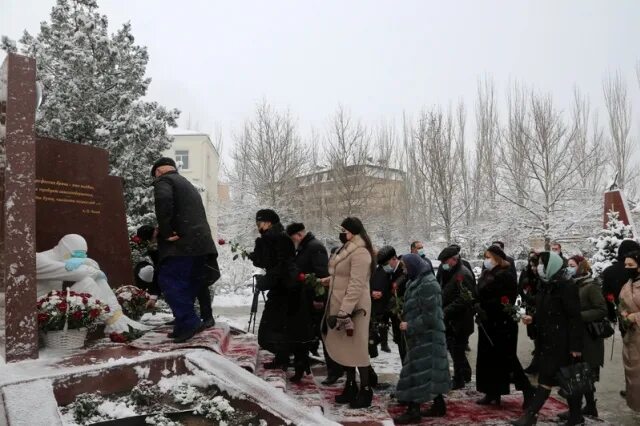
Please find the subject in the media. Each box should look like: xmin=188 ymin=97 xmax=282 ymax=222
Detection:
xmin=139 ymin=157 xmax=640 ymax=425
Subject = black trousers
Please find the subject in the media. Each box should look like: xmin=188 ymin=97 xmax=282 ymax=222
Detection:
xmin=391 ymin=315 xmax=407 ymax=364
xmin=447 ymin=332 xmax=472 ymax=383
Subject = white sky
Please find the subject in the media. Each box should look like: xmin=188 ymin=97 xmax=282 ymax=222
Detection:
xmin=2 ymin=0 xmax=640 ymax=164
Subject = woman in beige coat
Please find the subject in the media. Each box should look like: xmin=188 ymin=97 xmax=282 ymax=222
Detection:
xmin=620 ymin=250 xmax=640 ymax=412
xmin=322 ymin=217 xmax=375 ymax=409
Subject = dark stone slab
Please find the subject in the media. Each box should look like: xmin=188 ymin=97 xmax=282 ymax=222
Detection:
xmin=0 ymin=53 xmax=39 ymax=362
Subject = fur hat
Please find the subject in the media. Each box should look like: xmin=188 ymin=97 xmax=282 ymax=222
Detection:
xmin=377 ymin=246 xmax=397 ymax=265
xmin=486 ymin=245 xmax=507 ymax=260
xmin=286 ymin=222 xmax=305 ymax=236
xmin=256 ymin=209 xmax=280 ymax=224
xmin=151 ymin=157 xmax=177 ymax=177
xmin=341 ymin=217 xmax=364 ymax=235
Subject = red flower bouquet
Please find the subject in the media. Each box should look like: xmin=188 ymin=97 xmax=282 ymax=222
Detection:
xmin=501 ymin=295 xmax=524 ymax=322
xmin=37 ymin=289 xmax=110 ymax=332
xmin=115 ymin=285 xmax=151 ymax=321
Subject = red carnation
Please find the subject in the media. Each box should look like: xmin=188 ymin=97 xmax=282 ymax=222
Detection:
xmin=500 ymin=296 xmax=510 ymax=305
xmin=89 ymin=309 xmax=100 ymax=319
xmin=455 ymin=274 xmax=464 ymax=282
xmin=218 ymin=238 xmax=226 ymax=245
xmin=131 ymin=235 xmax=142 ymax=244
xmin=297 ymin=272 xmax=306 ymax=282
xmin=72 ymin=311 xmax=83 ymax=320
xmin=606 ymin=293 xmax=615 ymax=303
xmin=37 ymin=313 xmax=49 ymax=324
xmin=82 ymin=298 xmax=89 ymax=305
xmin=109 ymin=332 xmax=127 ymax=343
xmin=58 ymin=302 xmax=68 ymax=312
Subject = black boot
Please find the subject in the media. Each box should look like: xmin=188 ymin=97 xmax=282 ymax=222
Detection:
xmin=563 ymin=395 xmax=585 ymax=426
xmin=369 ymin=366 xmax=379 ymax=388
xmin=510 ymin=387 xmax=550 ymax=426
xmin=335 ymin=379 xmax=358 ymax=404
xmin=264 ymin=353 xmax=289 ymax=371
xmin=583 ymin=392 xmax=598 ymax=418
xmin=421 ymin=394 xmax=446 ymax=417
xmin=394 ymin=401 xmax=421 ymax=424
xmin=350 ymin=385 xmax=373 ymax=409
xmin=476 ymin=394 xmax=501 ymax=406
xmin=522 ymin=385 xmax=535 ymax=410
xmin=289 ymin=361 xmax=311 ymax=383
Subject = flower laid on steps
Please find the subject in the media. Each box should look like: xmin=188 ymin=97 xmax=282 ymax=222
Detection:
xmin=115 ymin=285 xmax=151 ymax=320
xmin=109 ymin=325 xmax=146 ymax=343
xmin=37 ymin=289 xmax=110 ymax=332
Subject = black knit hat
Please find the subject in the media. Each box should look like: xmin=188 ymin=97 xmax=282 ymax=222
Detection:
xmin=377 ymin=246 xmax=397 ymax=265
xmin=256 ymin=209 xmax=280 ymax=224
xmin=151 ymin=157 xmax=177 ymax=177
xmin=286 ymin=222 xmax=305 ymax=236
xmin=624 ymin=250 xmax=640 ymax=267
xmin=486 ymin=244 xmax=507 ymax=260
xmin=438 ymin=245 xmax=460 ymax=261
xmin=340 ymin=217 xmax=364 ymax=235
xmin=136 ymin=225 xmax=156 ymax=242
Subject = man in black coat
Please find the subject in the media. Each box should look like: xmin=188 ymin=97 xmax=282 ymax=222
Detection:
xmin=379 ymin=248 xmax=409 ymax=364
xmin=438 ymin=246 xmax=476 ymax=389
xmin=436 ymin=244 xmax=476 ymax=285
xmin=372 ymin=246 xmax=396 ymax=355
xmin=152 ymin=158 xmax=218 ymax=343
xmin=602 ymin=239 xmax=640 ymax=332
xmin=249 ymin=209 xmax=297 ymax=370
xmin=286 ymin=222 xmax=337 ymax=383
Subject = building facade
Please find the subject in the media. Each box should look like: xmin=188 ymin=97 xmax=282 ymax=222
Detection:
xmin=163 ymin=129 xmax=220 ymax=235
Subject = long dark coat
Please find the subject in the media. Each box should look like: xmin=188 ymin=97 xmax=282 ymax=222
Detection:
xmin=439 ymin=262 xmax=475 ymax=337
xmin=371 ymin=266 xmax=393 ymax=316
xmin=250 ymin=223 xmax=299 ymax=354
xmin=534 ymin=274 xmax=583 ymax=386
xmin=153 ymin=171 xmax=217 ymax=264
xmin=576 ymin=275 xmax=607 ymax=373
xmin=396 ymin=271 xmax=451 ymax=403
xmin=476 ymin=265 xmax=519 ymax=396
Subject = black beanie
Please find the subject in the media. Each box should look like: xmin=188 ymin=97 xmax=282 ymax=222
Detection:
xmin=136 ymin=225 xmax=156 ymax=242
xmin=438 ymin=245 xmax=460 ymax=261
xmin=256 ymin=209 xmax=280 ymax=224
xmin=151 ymin=157 xmax=177 ymax=177
xmin=486 ymin=244 xmax=507 ymax=260
xmin=377 ymin=245 xmax=397 ymax=265
xmin=341 ymin=217 xmax=364 ymax=235
xmin=286 ymin=222 xmax=305 ymax=236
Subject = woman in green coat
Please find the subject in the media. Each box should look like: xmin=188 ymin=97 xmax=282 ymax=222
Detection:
xmin=394 ymin=254 xmax=451 ymax=424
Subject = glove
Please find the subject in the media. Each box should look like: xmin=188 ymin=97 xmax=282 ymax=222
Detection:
xmin=65 ymin=257 xmax=86 ymax=272
xmin=336 ymin=311 xmax=354 ymax=335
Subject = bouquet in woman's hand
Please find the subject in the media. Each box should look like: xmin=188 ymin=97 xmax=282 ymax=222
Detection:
xmin=501 ymin=296 xmax=525 ymax=322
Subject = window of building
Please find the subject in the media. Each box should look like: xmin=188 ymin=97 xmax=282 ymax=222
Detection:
xmin=175 ymin=150 xmax=189 ymax=170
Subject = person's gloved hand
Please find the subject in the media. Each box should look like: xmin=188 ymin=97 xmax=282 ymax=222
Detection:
xmin=336 ymin=311 xmax=353 ymax=332
xmin=65 ymin=257 xmax=86 ymax=271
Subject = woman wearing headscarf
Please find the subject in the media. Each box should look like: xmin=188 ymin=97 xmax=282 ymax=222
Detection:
xmin=322 ymin=217 xmax=375 ymax=409
xmin=511 ymin=251 xmax=583 ymax=426
xmin=554 ymin=256 xmax=606 ymax=420
xmin=393 ymin=254 xmax=451 ymax=423
xmin=476 ymin=245 xmax=534 ymax=408
xmin=518 ymin=251 xmax=540 ymax=374
xmin=619 ymin=250 xmax=640 ymax=412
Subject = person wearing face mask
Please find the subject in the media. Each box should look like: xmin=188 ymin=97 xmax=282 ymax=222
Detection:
xmin=370 ymin=246 xmax=397 ymax=356
xmin=321 ymin=217 xmax=375 ymax=409
xmin=249 ymin=209 xmax=297 ymax=371
xmin=518 ymin=251 xmax=541 ymax=374
xmin=476 ymin=245 xmax=534 ymax=409
xmin=618 ymin=251 xmax=640 ymax=412
xmin=382 ymin=252 xmax=410 ymax=364
xmin=510 ymin=251 xmax=583 ymax=426
xmin=601 ymin=239 xmax=640 ymax=335
xmin=393 ymin=253 xmax=451 ymax=423
xmin=554 ymin=256 xmax=606 ymax=421
xmin=410 ymin=241 xmax=434 ymax=272
xmin=437 ymin=246 xmax=475 ymax=390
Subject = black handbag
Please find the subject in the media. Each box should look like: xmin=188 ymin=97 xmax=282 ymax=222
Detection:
xmin=556 ymin=361 xmax=595 ymax=398
xmin=586 ymin=319 xmax=615 ymax=339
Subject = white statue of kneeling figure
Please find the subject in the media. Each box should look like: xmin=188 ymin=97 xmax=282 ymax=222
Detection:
xmin=36 ymin=234 xmax=150 ymax=333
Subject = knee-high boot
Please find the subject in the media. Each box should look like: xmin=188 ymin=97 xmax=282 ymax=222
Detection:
xmin=510 ymin=387 xmax=550 ymax=426
xmin=350 ymin=366 xmax=373 ymax=409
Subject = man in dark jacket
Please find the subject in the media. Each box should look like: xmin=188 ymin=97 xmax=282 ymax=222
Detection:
xmin=250 ymin=209 xmax=297 ymax=370
xmin=152 ymin=158 xmax=218 ymax=343
xmin=438 ymin=246 xmax=476 ymax=389
xmin=370 ymin=246 xmax=395 ymax=357
xmin=379 ymin=248 xmax=410 ymax=364
xmin=602 ymin=239 xmax=640 ymax=331
xmin=286 ymin=222 xmax=337 ymax=383
xmin=436 ymin=244 xmax=476 ymax=285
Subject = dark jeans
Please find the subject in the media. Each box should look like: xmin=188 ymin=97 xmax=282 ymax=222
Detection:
xmin=158 ymin=255 xmax=206 ymax=333
xmin=196 ymin=285 xmax=213 ymax=321
xmin=447 ymin=332 xmax=472 ymax=383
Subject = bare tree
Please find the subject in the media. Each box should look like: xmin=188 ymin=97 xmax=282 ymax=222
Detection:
xmin=603 ymin=71 xmax=635 ymax=191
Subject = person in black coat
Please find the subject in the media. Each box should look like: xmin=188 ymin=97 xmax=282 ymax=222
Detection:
xmin=435 ymin=244 xmax=476 ymax=285
xmin=152 ymin=158 xmax=218 ymax=343
xmin=371 ymin=246 xmax=396 ymax=356
xmin=379 ymin=251 xmax=409 ymax=364
xmin=476 ymin=245 xmax=534 ymax=407
xmin=602 ymin=239 xmax=640 ymax=331
xmin=286 ymin=223 xmax=337 ymax=383
xmin=511 ymin=251 xmax=584 ymax=426
xmin=249 ymin=210 xmax=298 ymax=371
xmin=479 ymin=240 xmax=517 ymax=279
xmin=518 ymin=251 xmax=540 ymax=374
xmin=437 ymin=246 xmax=476 ymax=390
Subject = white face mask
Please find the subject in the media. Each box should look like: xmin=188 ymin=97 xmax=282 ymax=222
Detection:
xmin=537 ymin=264 xmax=547 ymax=280
xmin=483 ymin=259 xmax=495 ymax=270
xmin=418 ymin=248 xmax=426 ymax=257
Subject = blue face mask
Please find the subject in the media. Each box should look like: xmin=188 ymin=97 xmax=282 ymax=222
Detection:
xmin=442 ymin=263 xmax=451 ymax=271
xmin=418 ymin=248 xmax=426 ymax=258
xmin=383 ymin=265 xmax=394 ymax=273
xmin=483 ymin=259 xmax=495 ymax=270
xmin=71 ymin=250 xmax=87 ymax=259
xmin=566 ymin=266 xmax=577 ymax=277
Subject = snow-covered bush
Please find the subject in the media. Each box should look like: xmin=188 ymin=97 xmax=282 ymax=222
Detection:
xmin=194 ymin=395 xmax=235 ymax=422
xmin=145 ymin=414 xmax=181 ymax=426
xmin=590 ymin=210 xmax=634 ymax=276
xmin=171 ymin=384 xmax=204 ymax=406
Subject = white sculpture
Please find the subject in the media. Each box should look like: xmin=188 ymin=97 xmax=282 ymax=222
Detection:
xmin=36 ymin=234 xmax=150 ymax=333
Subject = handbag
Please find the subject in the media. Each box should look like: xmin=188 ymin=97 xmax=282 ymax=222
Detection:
xmin=586 ymin=319 xmax=615 ymax=339
xmin=556 ymin=360 xmax=595 ymax=398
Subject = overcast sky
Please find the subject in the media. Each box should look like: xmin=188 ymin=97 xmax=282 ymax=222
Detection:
xmin=2 ymin=0 xmax=640 ymax=163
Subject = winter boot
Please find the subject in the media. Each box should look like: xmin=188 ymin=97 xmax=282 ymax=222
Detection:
xmin=510 ymin=387 xmax=550 ymax=426
xmin=335 ymin=379 xmax=358 ymax=404
xmin=522 ymin=385 xmax=535 ymax=410
xmin=350 ymin=385 xmax=373 ymax=409
xmin=421 ymin=394 xmax=446 ymax=417
xmin=476 ymin=394 xmax=501 ymax=406
xmin=289 ymin=361 xmax=311 ymax=383
xmin=394 ymin=401 xmax=421 ymax=424
xmin=583 ymin=392 xmax=598 ymax=418
xmin=264 ymin=353 xmax=290 ymax=371
xmin=562 ymin=395 xmax=585 ymax=426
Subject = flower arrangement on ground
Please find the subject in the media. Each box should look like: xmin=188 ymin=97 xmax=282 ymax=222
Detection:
xmin=115 ymin=285 xmax=151 ymax=321
xmin=37 ymin=289 xmax=110 ymax=332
